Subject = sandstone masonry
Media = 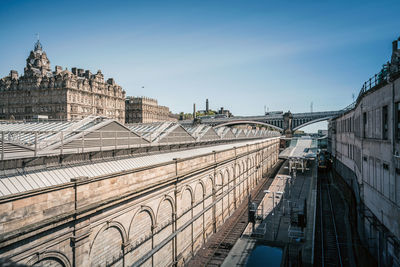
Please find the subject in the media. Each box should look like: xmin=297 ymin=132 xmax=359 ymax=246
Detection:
xmin=125 ymin=96 xmax=176 ymax=123
xmin=0 ymin=138 xmax=279 ymax=267
xmin=0 ymin=40 xmax=126 ymax=123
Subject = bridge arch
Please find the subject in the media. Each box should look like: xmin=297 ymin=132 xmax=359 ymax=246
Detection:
xmin=292 ymin=116 xmax=332 ymax=131
xmin=214 ymin=120 xmax=283 ymax=132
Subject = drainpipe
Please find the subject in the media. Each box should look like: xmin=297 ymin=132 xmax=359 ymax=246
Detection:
xmin=212 ymin=151 xmax=217 ymax=232
xmin=233 ymin=146 xmax=237 ymax=209
xmin=391 ymin=77 xmax=396 ymax=181
xmin=173 ymin=158 xmax=178 ymax=266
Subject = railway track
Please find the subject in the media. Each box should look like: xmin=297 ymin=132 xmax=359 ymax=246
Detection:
xmin=189 ymin=160 xmax=284 ymax=266
xmin=316 ymin=170 xmax=346 ymax=267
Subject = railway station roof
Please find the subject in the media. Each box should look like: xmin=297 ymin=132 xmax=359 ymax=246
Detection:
xmin=0 ymin=117 xmax=281 ymax=159
xmin=279 ymin=137 xmax=317 ymax=159
xmin=0 ymin=138 xmax=278 ymax=198
xmin=232 ymin=128 xmax=247 ymax=138
xmin=126 ymin=122 xmax=195 ymax=143
xmin=216 ymin=127 xmax=236 ymax=139
xmin=183 ymin=125 xmax=220 ymax=141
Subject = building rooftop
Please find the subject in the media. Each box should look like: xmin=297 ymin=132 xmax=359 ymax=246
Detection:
xmin=0 ymin=117 xmax=280 ymax=160
xmin=0 ymin=138 xmax=278 ymax=198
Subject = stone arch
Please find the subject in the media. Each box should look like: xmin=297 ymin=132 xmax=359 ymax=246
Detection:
xmin=251 ymin=156 xmax=256 ymax=186
xmin=154 ymin=196 xmax=174 ymax=267
xmin=206 ymin=174 xmax=214 ymax=197
xmin=194 ymin=181 xmax=205 ymax=204
xmin=204 ymin=175 xmax=214 ymax=238
xmin=90 ymin=220 xmax=127 ymax=253
xmin=180 ymin=185 xmax=194 ymax=207
xmin=234 ymin=163 xmax=240 ymax=202
xmin=216 ymin=170 xmax=224 ymax=182
xmin=247 ymin=157 xmax=252 ymax=170
xmin=90 ymin=221 xmax=126 ymax=267
xmin=224 ymin=167 xmax=231 ymax=182
xmin=193 ymin=180 xmax=206 ymax=252
xmin=229 ymin=165 xmax=235 ymax=181
xmin=28 ymin=251 xmax=71 ymax=267
xmin=245 ymin=158 xmax=251 ymax=195
xmin=177 ymin=186 xmax=194 ymax=260
xmin=128 ymin=205 xmax=156 ymax=236
xmin=129 ymin=206 xmax=155 ymax=238
xmin=226 ymin=166 xmax=235 ymax=214
xmin=239 ymin=160 xmax=246 ymax=201
xmin=127 ymin=206 xmax=155 ymax=266
xmin=215 ymin=171 xmax=224 ymax=226
xmin=223 ymin=168 xmax=229 ymax=184
xmin=236 ymin=162 xmax=241 ymax=176
xmin=155 ymin=195 xmax=175 ymax=227
xmin=178 ymin=185 xmax=194 ymax=220
xmin=222 ymin=168 xmax=229 ymax=218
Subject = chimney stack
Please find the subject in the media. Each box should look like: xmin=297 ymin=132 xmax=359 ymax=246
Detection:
xmin=206 ymin=99 xmax=209 ymax=112
xmin=393 ymin=40 xmax=398 ymax=53
xmin=55 ymin=66 xmax=62 ymax=74
xmin=10 ymin=70 xmax=18 ymax=80
xmin=193 ymin=103 xmax=196 ymax=119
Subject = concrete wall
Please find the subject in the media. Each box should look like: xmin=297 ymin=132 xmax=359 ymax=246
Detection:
xmin=0 ymin=138 xmax=280 ymax=267
xmin=330 ymin=76 xmax=400 ymax=266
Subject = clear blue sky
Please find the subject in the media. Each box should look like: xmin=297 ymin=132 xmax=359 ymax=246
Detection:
xmin=0 ymin=0 xmax=399 ymax=131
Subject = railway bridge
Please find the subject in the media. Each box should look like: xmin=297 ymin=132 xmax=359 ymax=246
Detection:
xmin=194 ymin=110 xmax=342 ymax=134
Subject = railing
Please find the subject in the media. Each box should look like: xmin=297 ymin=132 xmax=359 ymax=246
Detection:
xmin=357 ymin=63 xmax=390 ymax=100
xmin=0 ymin=129 xmax=281 ymax=160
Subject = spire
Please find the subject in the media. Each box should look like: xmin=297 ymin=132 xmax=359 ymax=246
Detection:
xmin=34 ymin=33 xmax=42 ymax=51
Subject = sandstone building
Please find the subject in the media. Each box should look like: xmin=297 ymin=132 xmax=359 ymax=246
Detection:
xmin=125 ymin=96 xmax=176 ymax=123
xmin=0 ymin=40 xmax=126 ymax=123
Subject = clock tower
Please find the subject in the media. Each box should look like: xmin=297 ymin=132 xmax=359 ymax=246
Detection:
xmin=24 ymin=39 xmax=51 ymax=76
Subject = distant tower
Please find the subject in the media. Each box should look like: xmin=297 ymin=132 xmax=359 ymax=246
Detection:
xmin=24 ymin=35 xmax=52 ymax=77
xmin=193 ymin=103 xmax=196 ymax=119
xmin=206 ymin=99 xmax=209 ymax=113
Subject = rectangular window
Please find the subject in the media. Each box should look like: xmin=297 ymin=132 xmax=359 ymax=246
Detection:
xmin=383 ymin=163 xmax=390 ymax=198
xmin=396 ymin=102 xmax=400 ymax=140
xmin=369 ymin=157 xmax=374 ymax=185
xmin=382 ymin=105 xmax=388 ymax=140
xmin=350 ymin=117 xmax=352 ymax=132
xmin=363 ymin=112 xmax=367 ymax=138
xmin=376 ymin=160 xmax=382 ymax=193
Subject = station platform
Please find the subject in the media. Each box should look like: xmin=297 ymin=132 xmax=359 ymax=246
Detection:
xmin=222 ymin=159 xmax=317 ymax=266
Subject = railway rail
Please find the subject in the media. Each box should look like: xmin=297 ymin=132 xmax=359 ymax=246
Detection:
xmin=315 ymin=170 xmax=353 ymax=267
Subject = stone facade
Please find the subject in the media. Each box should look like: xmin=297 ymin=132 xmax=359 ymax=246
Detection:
xmin=0 ymin=40 xmax=126 ymax=123
xmin=125 ymin=96 xmax=176 ymax=123
xmin=0 ymin=138 xmax=280 ymax=267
